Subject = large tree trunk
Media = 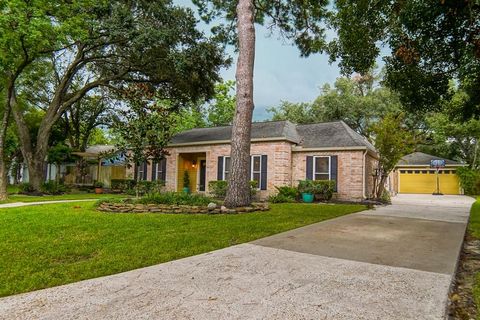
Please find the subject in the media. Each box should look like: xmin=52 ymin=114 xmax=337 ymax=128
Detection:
xmin=224 ymin=0 xmax=256 ymax=208
xmin=0 ymin=97 xmax=11 ymax=201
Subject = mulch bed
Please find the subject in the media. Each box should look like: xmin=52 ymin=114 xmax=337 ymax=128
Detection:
xmin=449 ymin=233 xmax=480 ymax=319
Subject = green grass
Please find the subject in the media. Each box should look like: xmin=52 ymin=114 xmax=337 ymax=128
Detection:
xmin=469 ymin=196 xmax=480 ymax=318
xmin=0 ymin=202 xmax=365 ymax=297
xmin=0 ymin=192 xmax=126 ymax=204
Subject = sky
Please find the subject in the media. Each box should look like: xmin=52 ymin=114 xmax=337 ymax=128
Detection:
xmin=174 ymin=1 xmax=345 ymax=121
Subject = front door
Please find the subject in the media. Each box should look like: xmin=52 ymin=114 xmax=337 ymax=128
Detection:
xmin=199 ymin=159 xmax=206 ymax=192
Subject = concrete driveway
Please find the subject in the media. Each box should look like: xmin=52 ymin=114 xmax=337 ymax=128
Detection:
xmin=0 ymin=194 xmax=475 ymax=320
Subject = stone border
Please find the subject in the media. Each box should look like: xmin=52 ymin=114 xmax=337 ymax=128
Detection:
xmin=97 ymin=202 xmax=269 ymax=214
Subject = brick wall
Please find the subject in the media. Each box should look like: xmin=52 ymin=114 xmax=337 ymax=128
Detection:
xmin=292 ymin=150 xmax=372 ymax=201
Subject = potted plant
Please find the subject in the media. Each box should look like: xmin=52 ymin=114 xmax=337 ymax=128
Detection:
xmin=298 ymin=180 xmax=314 ymax=203
xmin=94 ymin=181 xmax=104 ymax=194
xmin=183 ymin=171 xmax=190 ymax=194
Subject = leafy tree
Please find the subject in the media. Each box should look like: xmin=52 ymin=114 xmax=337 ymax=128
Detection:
xmin=330 ymin=0 xmax=480 ymax=118
xmin=112 ymin=85 xmax=176 ymax=197
xmin=47 ymin=144 xmax=74 ymax=182
xmin=425 ymin=88 xmax=480 ymax=168
xmin=269 ymin=74 xmax=403 ymax=140
xmin=4 ymin=0 xmax=227 ymax=192
xmin=193 ymin=0 xmax=331 ymax=207
xmin=206 ymin=80 xmax=236 ymax=126
xmin=369 ymin=114 xmax=414 ymax=200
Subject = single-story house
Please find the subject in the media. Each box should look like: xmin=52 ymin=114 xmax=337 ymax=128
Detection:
xmin=127 ymin=120 xmax=379 ymax=201
xmin=389 ymin=152 xmax=465 ymax=195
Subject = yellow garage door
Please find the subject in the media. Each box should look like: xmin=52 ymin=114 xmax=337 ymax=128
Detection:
xmin=399 ymin=169 xmax=460 ymax=195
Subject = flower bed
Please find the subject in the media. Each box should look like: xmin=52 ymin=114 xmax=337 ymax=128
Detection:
xmin=97 ymin=202 xmax=269 ymax=214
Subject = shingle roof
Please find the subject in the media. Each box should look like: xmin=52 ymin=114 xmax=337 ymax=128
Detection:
xmin=170 ymin=120 xmax=302 ymax=145
xmin=397 ymin=152 xmax=461 ymax=166
xmin=169 ymin=120 xmax=375 ymax=152
xmin=296 ymin=121 xmax=376 ymax=151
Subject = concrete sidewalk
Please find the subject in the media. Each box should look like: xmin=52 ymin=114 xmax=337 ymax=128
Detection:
xmin=0 ymin=199 xmax=100 ymax=208
xmin=0 ymin=194 xmax=475 ymax=319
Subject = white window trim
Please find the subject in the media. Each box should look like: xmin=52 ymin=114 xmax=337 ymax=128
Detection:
xmin=222 ymin=156 xmax=230 ymax=180
xmin=313 ymin=156 xmax=331 ymax=180
xmin=250 ymin=155 xmax=262 ymax=190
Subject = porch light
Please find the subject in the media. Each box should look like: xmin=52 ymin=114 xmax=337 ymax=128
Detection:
xmin=192 ymin=160 xmax=196 ymax=168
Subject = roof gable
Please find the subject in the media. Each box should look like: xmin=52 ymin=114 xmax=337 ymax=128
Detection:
xmin=398 ymin=152 xmax=461 ymax=166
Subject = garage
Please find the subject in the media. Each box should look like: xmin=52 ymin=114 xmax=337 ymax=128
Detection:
xmin=394 ymin=152 xmax=464 ymax=195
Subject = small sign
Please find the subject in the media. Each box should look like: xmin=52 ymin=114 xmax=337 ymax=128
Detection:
xmin=430 ymin=159 xmax=446 ymax=168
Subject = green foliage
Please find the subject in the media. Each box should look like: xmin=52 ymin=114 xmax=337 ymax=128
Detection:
xmin=297 ymin=180 xmax=335 ymax=201
xmin=208 ymin=180 xmax=258 ymax=198
xmin=41 ymin=181 xmax=68 ymax=195
xmin=268 ymin=186 xmax=298 ymax=203
xmin=456 ymin=167 xmax=480 ymax=195
xmin=268 ymin=73 xmax=404 ymax=139
xmin=47 ymin=144 xmax=74 ymax=165
xmin=93 ymin=181 xmax=104 ymax=188
xmin=135 ymin=180 xmax=165 ymax=196
xmin=331 ymin=1 xmax=480 ymax=117
xmin=206 ymin=80 xmax=236 ymax=126
xmin=135 ymin=192 xmax=214 ymax=206
xmin=18 ymin=183 xmax=34 ymax=194
xmin=298 ymin=180 xmax=315 ymax=194
xmin=110 ymin=179 xmax=135 ymax=192
xmin=311 ymin=180 xmax=335 ymax=201
xmin=208 ymin=180 xmax=228 ymax=198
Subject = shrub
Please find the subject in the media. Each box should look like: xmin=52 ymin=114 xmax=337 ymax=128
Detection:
xmin=95 ymin=197 xmax=125 ymax=207
xmin=18 ymin=183 xmax=35 ymax=194
xmin=94 ymin=181 xmax=104 ymax=188
xmin=208 ymin=180 xmax=258 ymax=198
xmin=268 ymin=186 xmax=298 ymax=203
xmin=183 ymin=171 xmax=190 ymax=188
xmin=136 ymin=192 xmax=213 ymax=206
xmin=298 ymin=180 xmax=315 ymax=194
xmin=457 ymin=167 xmax=480 ymax=195
xmin=41 ymin=181 xmax=68 ymax=195
xmin=111 ymin=179 xmax=135 ymax=191
xmin=311 ymin=180 xmax=335 ymax=201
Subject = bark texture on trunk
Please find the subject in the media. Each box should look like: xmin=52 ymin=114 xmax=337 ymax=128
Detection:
xmin=224 ymin=0 xmax=256 ymax=208
xmin=0 ymin=96 xmax=11 ymax=201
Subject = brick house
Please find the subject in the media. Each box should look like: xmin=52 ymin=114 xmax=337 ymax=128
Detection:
xmin=127 ymin=120 xmax=378 ymax=201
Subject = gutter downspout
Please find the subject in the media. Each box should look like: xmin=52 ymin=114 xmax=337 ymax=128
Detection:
xmin=362 ymin=150 xmax=368 ymax=199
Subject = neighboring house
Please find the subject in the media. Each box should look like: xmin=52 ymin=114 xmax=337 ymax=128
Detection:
xmin=127 ymin=120 xmax=378 ymax=201
xmin=389 ymin=152 xmax=465 ymax=195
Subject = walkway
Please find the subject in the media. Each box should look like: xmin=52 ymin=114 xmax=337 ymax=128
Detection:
xmin=0 ymin=194 xmax=474 ymax=319
xmin=0 ymin=199 xmax=99 ymax=208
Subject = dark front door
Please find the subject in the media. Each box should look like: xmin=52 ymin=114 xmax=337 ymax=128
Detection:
xmin=199 ymin=159 xmax=206 ymax=191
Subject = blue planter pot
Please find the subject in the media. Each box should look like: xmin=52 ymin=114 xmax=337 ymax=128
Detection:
xmin=183 ymin=187 xmax=190 ymax=194
xmin=302 ymin=193 xmax=314 ymax=203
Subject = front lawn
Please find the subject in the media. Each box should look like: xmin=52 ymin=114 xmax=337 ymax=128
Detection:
xmin=0 ymin=202 xmax=365 ymax=297
xmin=469 ymin=196 xmax=480 ymax=317
xmin=0 ymin=192 xmax=126 ymax=204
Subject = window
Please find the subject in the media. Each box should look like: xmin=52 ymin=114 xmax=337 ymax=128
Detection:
xmin=251 ymin=155 xmax=262 ymax=186
xmin=136 ymin=163 xmax=145 ymax=181
xmin=414 ymin=170 xmax=420 ymax=174
xmin=314 ymin=156 xmax=330 ymax=180
xmin=155 ymin=159 xmax=166 ymax=181
xmin=223 ymin=157 xmax=231 ymax=180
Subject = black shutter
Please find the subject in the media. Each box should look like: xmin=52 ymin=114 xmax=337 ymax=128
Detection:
xmin=248 ymin=156 xmax=252 ymax=180
xmin=306 ymin=156 xmax=313 ymax=180
xmin=217 ymin=156 xmax=224 ymax=180
xmin=331 ymin=155 xmax=338 ymax=192
xmin=151 ymin=162 xmax=157 ymax=181
xmin=260 ymin=155 xmax=268 ymax=190
xmin=133 ymin=163 xmax=138 ymax=181
xmin=143 ymin=161 xmax=147 ymax=180
xmin=161 ymin=158 xmax=167 ymax=181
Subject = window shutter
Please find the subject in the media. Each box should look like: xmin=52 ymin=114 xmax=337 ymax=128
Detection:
xmin=260 ymin=155 xmax=268 ymax=190
xmin=217 ymin=156 xmax=224 ymax=180
xmin=331 ymin=155 xmax=338 ymax=192
xmin=306 ymin=156 xmax=313 ymax=180
xmin=151 ymin=162 xmax=157 ymax=181
xmin=143 ymin=161 xmax=148 ymax=180
xmin=161 ymin=158 xmax=167 ymax=181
